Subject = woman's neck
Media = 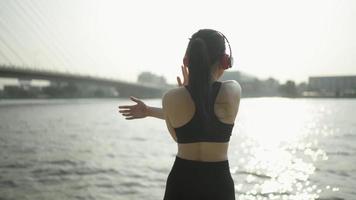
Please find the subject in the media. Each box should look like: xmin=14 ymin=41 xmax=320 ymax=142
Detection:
xmin=211 ymin=73 xmax=219 ymax=82
xmin=211 ymin=66 xmax=222 ymax=82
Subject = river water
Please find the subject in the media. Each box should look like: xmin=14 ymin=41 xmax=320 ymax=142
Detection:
xmin=0 ymin=98 xmax=355 ymax=200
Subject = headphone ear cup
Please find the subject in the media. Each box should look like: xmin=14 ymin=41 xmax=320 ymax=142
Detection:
xmin=229 ymin=56 xmax=233 ymax=68
xmin=183 ymin=56 xmax=189 ymax=67
xmin=221 ymin=54 xmax=230 ymax=69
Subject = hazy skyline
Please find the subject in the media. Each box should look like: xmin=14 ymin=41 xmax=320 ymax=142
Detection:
xmin=0 ymin=0 xmax=355 ymax=85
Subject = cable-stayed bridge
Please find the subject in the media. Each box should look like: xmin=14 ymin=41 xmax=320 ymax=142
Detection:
xmin=0 ymin=1 xmax=167 ymax=98
xmin=0 ymin=65 xmax=165 ymax=98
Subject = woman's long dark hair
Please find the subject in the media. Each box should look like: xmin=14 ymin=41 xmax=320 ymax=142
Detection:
xmin=185 ymin=29 xmax=227 ymax=129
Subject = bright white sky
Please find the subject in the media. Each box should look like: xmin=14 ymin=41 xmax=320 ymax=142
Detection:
xmin=0 ymin=0 xmax=355 ymax=84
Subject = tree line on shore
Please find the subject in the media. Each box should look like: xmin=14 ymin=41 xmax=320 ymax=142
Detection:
xmin=0 ymin=70 xmax=328 ymax=99
xmin=137 ymin=70 xmax=306 ymax=98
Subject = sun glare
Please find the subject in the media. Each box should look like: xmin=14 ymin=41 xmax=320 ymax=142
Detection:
xmin=230 ymin=98 xmax=335 ymax=199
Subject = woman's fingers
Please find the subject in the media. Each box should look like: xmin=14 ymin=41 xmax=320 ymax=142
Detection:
xmin=183 ymin=65 xmax=188 ymax=77
xmin=177 ymin=76 xmax=182 ymax=86
xmin=130 ymin=96 xmax=142 ymax=103
xmin=180 ymin=65 xmax=189 ymax=86
xmin=118 ymin=105 xmax=134 ymax=109
xmin=117 ymin=96 xmax=147 ymax=120
xmin=177 ymin=64 xmax=189 ymax=86
xmin=181 ymin=65 xmax=185 ymax=77
xmin=118 ymin=109 xmax=131 ymax=113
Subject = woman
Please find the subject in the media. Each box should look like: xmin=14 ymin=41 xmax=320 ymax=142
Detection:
xmin=118 ymin=29 xmax=241 ymax=200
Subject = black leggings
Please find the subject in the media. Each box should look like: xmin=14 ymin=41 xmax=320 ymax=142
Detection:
xmin=163 ymin=156 xmax=235 ymax=200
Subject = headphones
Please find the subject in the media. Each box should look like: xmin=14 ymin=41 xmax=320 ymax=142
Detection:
xmin=183 ymin=31 xmax=233 ymax=70
xmin=218 ymin=31 xmax=234 ymax=69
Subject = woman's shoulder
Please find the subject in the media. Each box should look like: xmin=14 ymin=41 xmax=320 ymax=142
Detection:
xmin=162 ymin=87 xmax=187 ymax=104
xmin=163 ymin=86 xmax=185 ymax=97
xmin=220 ymin=80 xmax=241 ymax=98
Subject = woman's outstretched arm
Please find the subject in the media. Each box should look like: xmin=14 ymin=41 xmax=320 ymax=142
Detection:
xmin=147 ymin=106 xmax=164 ymax=119
xmin=118 ymin=65 xmax=189 ymax=120
xmin=118 ymin=96 xmax=164 ymax=120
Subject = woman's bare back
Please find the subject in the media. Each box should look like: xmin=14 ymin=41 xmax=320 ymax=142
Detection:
xmin=163 ymin=80 xmax=241 ymax=161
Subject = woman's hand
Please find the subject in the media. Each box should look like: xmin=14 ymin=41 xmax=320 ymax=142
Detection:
xmin=176 ymin=65 xmax=189 ymax=86
xmin=118 ymin=96 xmax=149 ymax=120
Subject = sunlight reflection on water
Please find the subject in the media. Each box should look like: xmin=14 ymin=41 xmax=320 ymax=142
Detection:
xmin=229 ymin=98 xmax=342 ymax=200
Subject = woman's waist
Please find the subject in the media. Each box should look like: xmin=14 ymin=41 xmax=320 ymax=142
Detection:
xmin=176 ymin=152 xmax=228 ymax=162
xmin=177 ymin=142 xmax=229 ymax=162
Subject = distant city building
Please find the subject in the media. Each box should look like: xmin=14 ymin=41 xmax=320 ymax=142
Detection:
xmin=309 ymin=76 xmax=356 ymax=97
xmin=221 ymin=71 xmax=281 ymax=97
xmin=137 ymin=71 xmax=168 ymax=88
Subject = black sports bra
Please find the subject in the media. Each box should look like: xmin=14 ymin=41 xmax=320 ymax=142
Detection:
xmin=174 ymin=81 xmax=234 ymax=143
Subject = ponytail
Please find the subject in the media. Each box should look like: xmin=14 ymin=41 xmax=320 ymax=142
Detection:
xmin=187 ymin=37 xmax=213 ymax=128
xmin=185 ymin=29 xmax=227 ymax=130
